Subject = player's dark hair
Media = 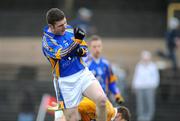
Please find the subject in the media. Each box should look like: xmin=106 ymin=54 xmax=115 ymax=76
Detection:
xmin=117 ymin=106 xmax=131 ymax=121
xmin=46 ymin=8 xmax=65 ymax=26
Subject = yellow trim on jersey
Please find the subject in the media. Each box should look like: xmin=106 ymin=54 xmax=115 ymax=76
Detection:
xmin=55 ymin=61 xmax=60 ymax=77
xmin=49 ymin=57 xmax=56 ymax=70
xmin=80 ymin=48 xmax=87 ymax=56
xmin=58 ymin=101 xmax=64 ymax=109
xmin=55 ymin=48 xmax=62 ymax=59
xmin=80 ymin=40 xmax=87 ymax=46
xmin=72 ymin=37 xmax=87 ymax=46
xmin=73 ymin=38 xmax=82 ymax=44
xmin=80 ymin=58 xmax=86 ymax=67
xmin=110 ymin=75 xmax=118 ymax=83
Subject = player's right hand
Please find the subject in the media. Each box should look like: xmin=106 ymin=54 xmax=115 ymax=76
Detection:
xmin=74 ymin=27 xmax=85 ymax=40
xmin=76 ymin=47 xmax=88 ymax=57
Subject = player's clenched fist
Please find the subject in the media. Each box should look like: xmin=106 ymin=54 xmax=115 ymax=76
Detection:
xmin=74 ymin=27 xmax=85 ymax=40
xmin=76 ymin=47 xmax=88 ymax=57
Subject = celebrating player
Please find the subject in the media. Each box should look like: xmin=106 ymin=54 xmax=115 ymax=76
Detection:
xmin=42 ymin=8 xmax=108 ymax=121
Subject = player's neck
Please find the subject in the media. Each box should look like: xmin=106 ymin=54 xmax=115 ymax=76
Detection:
xmin=93 ymin=56 xmax=101 ymax=63
xmin=48 ymin=27 xmax=54 ymax=34
xmin=92 ymin=54 xmax=100 ymax=59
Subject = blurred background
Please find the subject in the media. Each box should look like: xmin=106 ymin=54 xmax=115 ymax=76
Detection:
xmin=0 ymin=0 xmax=180 ymax=121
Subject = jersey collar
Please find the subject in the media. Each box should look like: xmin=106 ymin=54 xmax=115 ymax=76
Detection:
xmin=43 ymin=26 xmax=55 ymax=38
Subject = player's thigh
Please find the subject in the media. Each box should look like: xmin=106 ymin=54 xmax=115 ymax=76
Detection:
xmin=83 ymin=80 xmax=107 ymax=103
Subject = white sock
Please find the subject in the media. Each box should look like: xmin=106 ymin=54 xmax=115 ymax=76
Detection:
xmin=55 ymin=110 xmax=64 ymax=120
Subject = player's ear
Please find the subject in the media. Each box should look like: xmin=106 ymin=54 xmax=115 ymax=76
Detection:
xmin=49 ymin=24 xmax=54 ymax=31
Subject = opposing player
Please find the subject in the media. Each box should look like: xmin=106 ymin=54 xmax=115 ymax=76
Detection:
xmin=48 ymin=97 xmax=131 ymax=121
xmin=78 ymin=97 xmax=130 ymax=121
xmin=85 ymin=35 xmax=124 ymax=104
xmin=42 ymin=8 xmax=107 ymax=121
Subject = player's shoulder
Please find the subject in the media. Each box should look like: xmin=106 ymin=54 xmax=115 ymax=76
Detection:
xmin=101 ymin=57 xmax=110 ymax=66
xmin=65 ymin=25 xmax=74 ymax=34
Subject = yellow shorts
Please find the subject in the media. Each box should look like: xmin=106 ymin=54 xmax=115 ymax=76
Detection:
xmin=78 ymin=97 xmax=115 ymax=121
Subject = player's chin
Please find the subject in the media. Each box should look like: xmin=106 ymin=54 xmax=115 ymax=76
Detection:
xmin=57 ymin=30 xmax=65 ymax=35
xmin=60 ymin=31 xmax=65 ymax=35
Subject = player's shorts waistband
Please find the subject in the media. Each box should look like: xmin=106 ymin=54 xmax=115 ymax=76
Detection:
xmin=59 ymin=67 xmax=88 ymax=79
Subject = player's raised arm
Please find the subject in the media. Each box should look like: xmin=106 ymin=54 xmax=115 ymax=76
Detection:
xmin=73 ymin=27 xmax=88 ymax=57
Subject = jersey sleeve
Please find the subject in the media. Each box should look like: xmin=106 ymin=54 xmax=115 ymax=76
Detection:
xmin=42 ymin=36 xmax=79 ymax=59
xmin=109 ymin=82 xmax=120 ymax=95
xmin=108 ymin=65 xmax=120 ymax=95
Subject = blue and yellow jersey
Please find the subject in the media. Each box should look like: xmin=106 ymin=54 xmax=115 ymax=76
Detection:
xmin=42 ymin=25 xmax=88 ymax=77
xmin=85 ymin=56 xmax=120 ymax=96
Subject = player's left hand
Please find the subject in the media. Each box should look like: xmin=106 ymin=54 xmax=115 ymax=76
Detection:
xmin=115 ymin=94 xmax=124 ymax=104
xmin=74 ymin=27 xmax=85 ymax=40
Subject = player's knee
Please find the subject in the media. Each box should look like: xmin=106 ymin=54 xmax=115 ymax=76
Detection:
xmin=64 ymin=109 xmax=80 ymax=121
xmin=96 ymin=95 xmax=107 ymax=108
